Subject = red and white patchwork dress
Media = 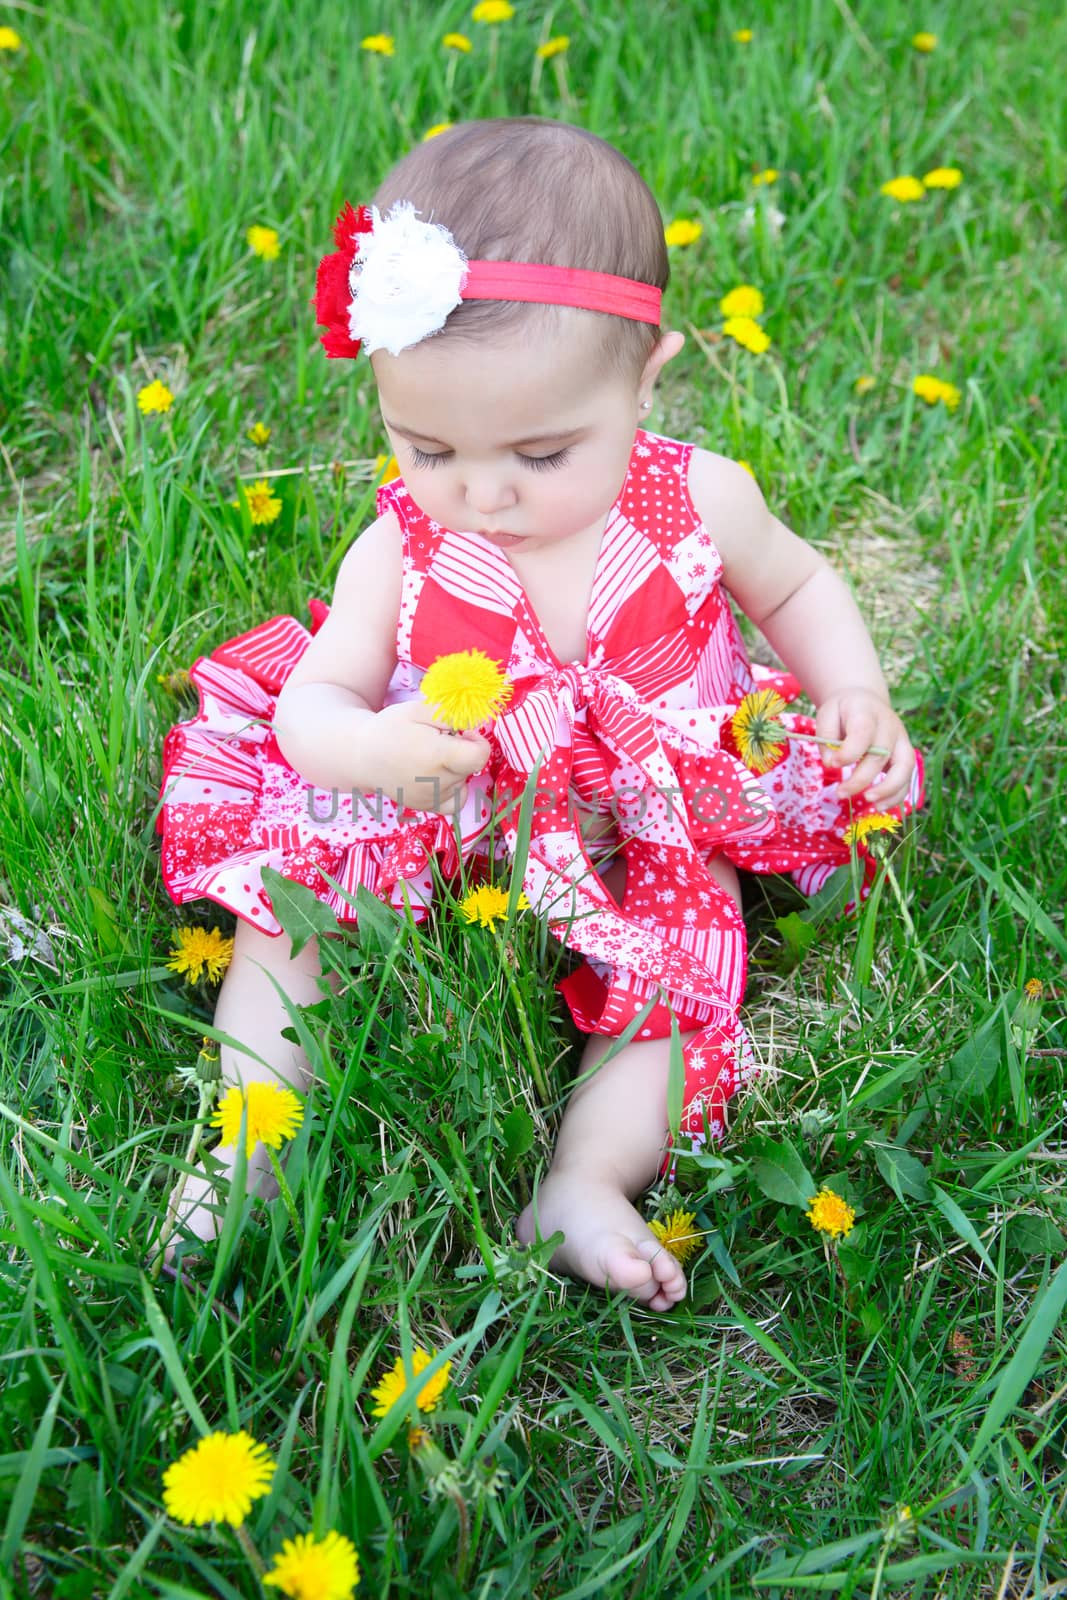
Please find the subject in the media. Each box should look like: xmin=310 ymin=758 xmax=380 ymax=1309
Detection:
xmin=159 ymin=430 xmax=923 ymax=1147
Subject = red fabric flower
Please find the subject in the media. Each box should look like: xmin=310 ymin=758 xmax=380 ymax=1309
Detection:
xmin=314 ymin=203 xmax=374 ymax=359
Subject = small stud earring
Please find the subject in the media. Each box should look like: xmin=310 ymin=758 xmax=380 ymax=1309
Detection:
xmin=640 ymin=399 xmax=652 ymax=411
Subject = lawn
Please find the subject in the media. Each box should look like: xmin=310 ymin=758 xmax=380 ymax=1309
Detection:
xmin=0 ymin=1 xmax=1065 ymax=1596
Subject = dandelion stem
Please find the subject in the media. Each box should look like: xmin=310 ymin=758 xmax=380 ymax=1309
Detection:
xmin=267 ymin=1147 xmax=303 ymax=1244
xmin=868 ymin=1536 xmax=891 ymax=1600
xmin=879 ymin=857 xmax=929 ymax=981
xmin=449 ymin=1486 xmax=471 ymax=1583
xmin=150 ymin=1081 xmax=215 ymax=1280
xmin=493 ymin=931 xmax=550 ymax=1104
xmin=788 ymin=729 xmax=891 ymax=759
xmin=234 ymin=1523 xmax=266 ymax=1579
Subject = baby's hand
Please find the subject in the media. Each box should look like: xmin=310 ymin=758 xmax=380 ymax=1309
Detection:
xmin=815 ymin=688 xmax=916 ymax=808
xmin=361 ymin=699 xmax=491 ymax=815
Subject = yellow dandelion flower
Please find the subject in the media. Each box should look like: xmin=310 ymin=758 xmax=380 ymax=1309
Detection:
xmin=922 ymin=166 xmax=963 ymax=189
xmin=736 ymin=459 xmax=755 ymax=477
xmin=443 ymin=31 xmax=472 ymax=51
xmin=246 ymin=225 xmax=281 ymax=260
xmin=720 ymin=283 xmax=765 ymax=318
xmin=472 ymin=0 xmax=514 ymax=22
xmin=264 ymin=1531 xmax=361 ymax=1600
xmin=536 ymin=35 xmax=570 ymax=58
xmin=722 ymin=315 xmax=771 ymax=354
xmin=370 ymin=1348 xmax=451 ymax=1418
xmin=156 ymin=667 xmax=192 ymax=694
xmin=210 ymin=1081 xmax=305 ymax=1155
xmin=912 ymin=374 xmax=961 ymax=411
xmin=911 ymin=31 xmax=937 ymax=52
xmin=360 ymin=33 xmax=395 ymax=55
xmin=241 ymin=478 xmax=283 ymax=524
xmin=375 ymin=453 xmax=400 ymax=482
xmin=458 ymin=884 xmax=529 ymax=928
xmin=806 ymin=1188 xmax=856 ymax=1239
xmin=162 ymin=1431 xmax=275 ymax=1527
xmin=247 ymin=422 xmax=272 ymax=446
xmin=423 ymin=122 xmax=453 ymax=141
xmin=664 ymin=219 xmax=702 ymax=248
xmin=880 ymin=175 xmax=926 ymax=203
xmin=167 ymin=926 xmax=235 ymax=984
xmin=843 ymin=812 xmax=901 ymax=847
xmin=420 ymin=648 xmax=512 ymax=728
xmin=752 ymin=168 xmax=779 ymax=186
xmin=733 ymin=28 xmax=754 ymax=43
xmin=854 ymin=374 xmax=876 ymax=395
xmin=1024 ymin=978 xmax=1044 ymax=1001
xmin=649 ymin=1208 xmax=702 ymax=1265
xmin=137 ymin=379 xmax=174 ymax=415
xmin=731 ymin=689 xmax=788 ymax=773
xmin=0 ymin=26 xmax=23 ymax=50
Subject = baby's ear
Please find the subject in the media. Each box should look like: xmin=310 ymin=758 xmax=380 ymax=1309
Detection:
xmin=641 ymin=330 xmax=685 ymax=391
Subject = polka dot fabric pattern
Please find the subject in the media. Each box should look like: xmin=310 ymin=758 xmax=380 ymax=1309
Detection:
xmin=158 ymin=431 xmax=923 ymax=1149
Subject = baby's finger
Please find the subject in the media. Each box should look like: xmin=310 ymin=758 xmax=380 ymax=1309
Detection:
xmin=814 ymin=701 xmax=845 ymax=765
xmin=441 ymin=732 xmax=491 ymax=776
xmin=864 ymin=736 xmax=915 ymax=807
xmin=833 ymin=710 xmax=879 ymax=772
xmin=419 ymin=777 xmax=469 ymax=816
xmin=837 ymin=748 xmax=887 ymax=800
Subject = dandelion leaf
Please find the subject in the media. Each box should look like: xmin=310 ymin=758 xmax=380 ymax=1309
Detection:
xmin=774 ymin=911 xmax=818 ymax=968
xmin=873 ymin=1141 xmax=931 ymax=1202
xmin=1007 ymin=1215 xmax=1065 ymax=1257
xmin=747 ymin=1135 xmax=816 ymax=1208
xmin=500 ymin=1105 xmax=535 ymax=1170
xmin=260 ymin=866 xmax=340 ymax=955
xmin=88 ymin=887 xmax=126 ymax=955
xmin=943 ymin=1020 xmax=1001 ymax=1096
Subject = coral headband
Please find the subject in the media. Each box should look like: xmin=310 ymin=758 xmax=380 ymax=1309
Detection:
xmin=460 ymin=260 xmax=662 ymax=323
xmin=315 ymin=201 xmax=663 ymax=359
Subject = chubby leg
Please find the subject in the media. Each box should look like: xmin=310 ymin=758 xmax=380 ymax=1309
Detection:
xmin=516 ymin=851 xmax=741 ymax=1312
xmin=516 ymin=1030 xmax=695 ymax=1309
xmin=163 ymin=920 xmax=335 ymax=1253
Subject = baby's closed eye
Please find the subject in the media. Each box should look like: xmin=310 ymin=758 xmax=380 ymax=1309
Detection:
xmin=406 ymin=445 xmax=572 ymax=473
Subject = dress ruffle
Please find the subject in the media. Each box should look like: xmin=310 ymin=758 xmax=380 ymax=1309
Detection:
xmin=158 ymin=607 xmax=923 ymax=1149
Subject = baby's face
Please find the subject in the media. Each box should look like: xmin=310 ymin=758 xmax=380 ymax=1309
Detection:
xmin=372 ymin=323 xmax=643 ymax=553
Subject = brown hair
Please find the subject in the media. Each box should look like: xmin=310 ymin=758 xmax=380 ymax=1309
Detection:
xmin=373 ymin=118 xmax=669 ymax=378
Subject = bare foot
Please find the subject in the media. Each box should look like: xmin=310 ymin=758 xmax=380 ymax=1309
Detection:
xmin=157 ymin=1151 xmax=278 ymax=1264
xmin=516 ymin=1170 xmax=686 ymax=1312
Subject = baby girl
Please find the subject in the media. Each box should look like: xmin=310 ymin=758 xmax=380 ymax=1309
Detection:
xmin=158 ymin=118 xmax=920 ymax=1310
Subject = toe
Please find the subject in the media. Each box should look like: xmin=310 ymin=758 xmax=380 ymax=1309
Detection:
xmin=635 ymin=1237 xmax=687 ymax=1299
xmin=599 ymin=1235 xmax=659 ymax=1296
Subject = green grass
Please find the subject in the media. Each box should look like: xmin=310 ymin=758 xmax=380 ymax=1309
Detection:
xmin=1 ymin=0 xmax=1065 ymax=1595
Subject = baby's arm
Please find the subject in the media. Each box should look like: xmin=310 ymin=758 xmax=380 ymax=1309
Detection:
xmin=273 ymin=511 xmax=489 ymax=811
xmin=688 ymin=451 xmax=915 ymax=806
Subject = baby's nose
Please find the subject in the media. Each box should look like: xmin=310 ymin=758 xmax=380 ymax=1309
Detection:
xmin=464 ymin=475 xmax=517 ymax=516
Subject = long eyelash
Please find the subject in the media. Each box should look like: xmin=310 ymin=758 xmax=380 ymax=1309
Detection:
xmin=407 ymin=445 xmax=572 ymax=472
xmin=521 ymin=448 xmax=571 ymax=473
xmin=409 ymin=446 xmax=450 ymax=469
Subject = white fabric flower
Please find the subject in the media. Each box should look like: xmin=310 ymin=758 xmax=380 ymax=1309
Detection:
xmin=348 ymin=202 xmax=469 ymax=356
